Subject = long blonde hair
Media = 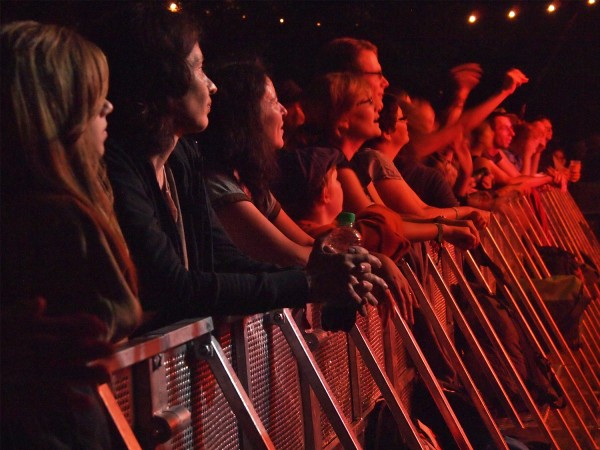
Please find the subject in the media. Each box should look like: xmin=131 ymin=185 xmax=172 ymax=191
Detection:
xmin=1 ymin=21 xmax=137 ymax=293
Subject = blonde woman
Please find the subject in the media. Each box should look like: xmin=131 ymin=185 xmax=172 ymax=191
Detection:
xmin=1 ymin=21 xmax=141 ymax=448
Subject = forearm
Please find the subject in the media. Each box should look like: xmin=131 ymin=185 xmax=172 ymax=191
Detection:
xmin=459 ymin=89 xmax=510 ymax=132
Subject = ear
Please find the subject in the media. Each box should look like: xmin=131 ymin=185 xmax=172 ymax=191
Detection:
xmin=318 ymin=183 xmax=330 ymax=205
xmin=382 ymin=130 xmax=392 ymax=141
xmin=336 ymin=116 xmax=350 ymax=137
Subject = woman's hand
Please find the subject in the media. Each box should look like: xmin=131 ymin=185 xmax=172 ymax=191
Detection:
xmin=462 ymin=208 xmax=490 ymax=230
xmin=442 ymin=223 xmax=480 ymax=250
xmin=371 ymin=253 xmax=415 ymax=326
xmin=306 ymin=237 xmax=387 ymax=317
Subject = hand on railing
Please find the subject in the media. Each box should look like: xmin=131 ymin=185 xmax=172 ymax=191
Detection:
xmin=441 ymin=223 xmax=480 ymax=250
xmin=306 ymin=236 xmax=387 ymax=317
xmin=462 ymin=208 xmax=491 ymax=230
xmin=371 ymin=252 xmax=415 ymax=326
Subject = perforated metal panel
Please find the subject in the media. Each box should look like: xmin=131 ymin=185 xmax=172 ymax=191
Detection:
xmin=355 ymin=309 xmax=384 ymax=414
xmin=391 ymin=324 xmax=411 ymax=395
xmin=161 ymin=338 xmax=240 ymax=450
xmin=110 ymin=368 xmax=134 ymax=426
xmin=311 ymin=324 xmax=352 ymax=447
xmin=245 ymin=314 xmax=304 ymax=450
xmin=426 ymin=242 xmax=450 ymax=330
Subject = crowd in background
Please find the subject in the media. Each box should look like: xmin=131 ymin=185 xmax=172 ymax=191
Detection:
xmin=0 ymin=3 xmax=594 ymax=449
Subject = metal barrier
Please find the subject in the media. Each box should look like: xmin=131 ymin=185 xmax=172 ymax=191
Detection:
xmin=101 ymin=186 xmax=600 ymax=449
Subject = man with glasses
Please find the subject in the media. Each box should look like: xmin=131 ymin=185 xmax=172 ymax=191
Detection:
xmin=315 ymin=37 xmax=389 ymax=110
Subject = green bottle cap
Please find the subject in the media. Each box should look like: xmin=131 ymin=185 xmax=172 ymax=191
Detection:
xmin=336 ymin=211 xmax=356 ymax=225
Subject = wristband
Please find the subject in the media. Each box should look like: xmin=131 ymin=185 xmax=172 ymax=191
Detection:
xmin=436 ymin=223 xmax=444 ymax=244
xmin=452 ymin=206 xmax=460 ymax=219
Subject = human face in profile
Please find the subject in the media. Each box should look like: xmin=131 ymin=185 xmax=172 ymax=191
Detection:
xmin=345 ymin=93 xmax=381 ymax=144
xmin=87 ymin=98 xmax=113 ymax=156
xmin=389 ymin=106 xmax=409 ymax=149
xmin=492 ymin=116 xmax=515 ymax=150
xmin=174 ymin=43 xmax=217 ymax=135
xmin=261 ymin=77 xmax=287 ymax=151
xmin=355 ymin=50 xmax=389 ymax=110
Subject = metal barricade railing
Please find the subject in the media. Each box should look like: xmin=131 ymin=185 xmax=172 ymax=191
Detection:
xmin=482 ymin=213 xmax=600 ymax=448
xmin=99 ymin=186 xmax=600 ymax=449
xmin=102 ymin=302 xmax=441 ymax=449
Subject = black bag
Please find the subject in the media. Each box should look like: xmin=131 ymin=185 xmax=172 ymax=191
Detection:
xmin=536 ymin=245 xmax=579 ymax=277
xmin=464 ymin=247 xmax=566 ymax=408
xmin=459 ymin=281 xmax=565 ymax=409
xmin=526 ymin=275 xmax=589 ymax=350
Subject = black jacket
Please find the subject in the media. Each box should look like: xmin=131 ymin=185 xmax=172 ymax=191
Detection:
xmin=105 ymin=137 xmax=309 ymax=331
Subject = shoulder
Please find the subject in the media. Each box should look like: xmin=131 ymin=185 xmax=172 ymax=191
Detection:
xmin=205 ymin=171 xmax=251 ymax=209
xmin=354 ymin=148 xmax=402 ymax=181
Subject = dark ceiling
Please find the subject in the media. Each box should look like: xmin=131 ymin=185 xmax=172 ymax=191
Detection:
xmin=2 ymin=0 xmax=599 ymax=148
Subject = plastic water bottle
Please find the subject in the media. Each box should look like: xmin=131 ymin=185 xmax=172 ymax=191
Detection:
xmin=323 ymin=212 xmax=362 ymax=253
xmin=321 ymin=212 xmax=363 ymax=332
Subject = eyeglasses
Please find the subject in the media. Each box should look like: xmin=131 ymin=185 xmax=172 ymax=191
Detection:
xmin=359 ymin=70 xmax=385 ymax=80
xmin=356 ymin=97 xmax=374 ymax=107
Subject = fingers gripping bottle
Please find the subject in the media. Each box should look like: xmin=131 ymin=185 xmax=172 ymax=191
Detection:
xmin=323 ymin=212 xmax=362 ymax=252
xmin=321 ymin=212 xmax=363 ymax=332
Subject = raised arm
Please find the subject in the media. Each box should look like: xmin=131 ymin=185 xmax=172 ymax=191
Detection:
xmin=458 ymin=68 xmax=529 ymax=133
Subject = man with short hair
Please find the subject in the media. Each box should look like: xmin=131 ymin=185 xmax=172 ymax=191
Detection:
xmin=316 ymin=37 xmax=389 ymax=110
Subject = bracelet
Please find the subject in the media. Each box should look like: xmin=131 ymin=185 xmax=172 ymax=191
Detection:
xmin=436 ymin=222 xmax=444 ymax=244
xmin=452 ymin=206 xmax=459 ymax=219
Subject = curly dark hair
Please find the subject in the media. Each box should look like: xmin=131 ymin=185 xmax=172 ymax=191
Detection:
xmin=91 ymin=3 xmax=199 ymax=156
xmin=199 ymin=61 xmax=278 ymax=214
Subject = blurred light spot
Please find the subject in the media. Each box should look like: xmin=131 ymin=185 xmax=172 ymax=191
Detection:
xmin=279 ymin=17 xmax=285 ymax=24
xmin=167 ymin=2 xmax=180 ymax=13
xmin=508 ymin=9 xmax=517 ymax=19
xmin=468 ymin=14 xmax=477 ymax=24
xmin=547 ymin=3 xmax=556 ymax=12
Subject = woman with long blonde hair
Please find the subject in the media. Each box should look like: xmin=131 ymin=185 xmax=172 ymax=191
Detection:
xmin=1 ymin=21 xmax=140 ymax=448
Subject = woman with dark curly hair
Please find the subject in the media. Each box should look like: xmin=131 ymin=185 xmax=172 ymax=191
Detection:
xmin=95 ymin=4 xmax=385 ymax=333
xmin=200 ymin=61 xmax=315 ymax=266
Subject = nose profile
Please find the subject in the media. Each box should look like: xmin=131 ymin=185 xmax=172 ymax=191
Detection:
xmin=207 ymin=77 xmax=217 ymax=94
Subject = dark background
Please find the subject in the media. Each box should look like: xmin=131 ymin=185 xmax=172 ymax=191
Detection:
xmin=2 ymin=0 xmax=598 ymax=157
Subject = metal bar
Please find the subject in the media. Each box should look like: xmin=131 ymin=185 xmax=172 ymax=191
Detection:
xmin=198 ymin=333 xmax=276 ymax=450
xmin=482 ymin=230 xmax=599 ymax=447
xmin=98 ymin=383 xmax=143 ymax=450
xmin=268 ymin=309 xmax=362 ymax=450
xmin=488 ymin=220 xmax=600 ymax=417
xmin=349 ymin=322 xmax=426 ymax=450
xmin=399 ymin=255 xmax=490 ymax=448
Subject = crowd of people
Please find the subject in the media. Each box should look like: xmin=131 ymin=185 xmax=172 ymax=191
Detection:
xmin=0 ymin=3 xmax=589 ymax=449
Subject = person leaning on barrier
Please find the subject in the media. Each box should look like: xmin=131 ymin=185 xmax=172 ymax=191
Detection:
xmin=1 ymin=21 xmax=142 ymax=449
xmin=90 ymin=3 xmax=387 ymax=334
